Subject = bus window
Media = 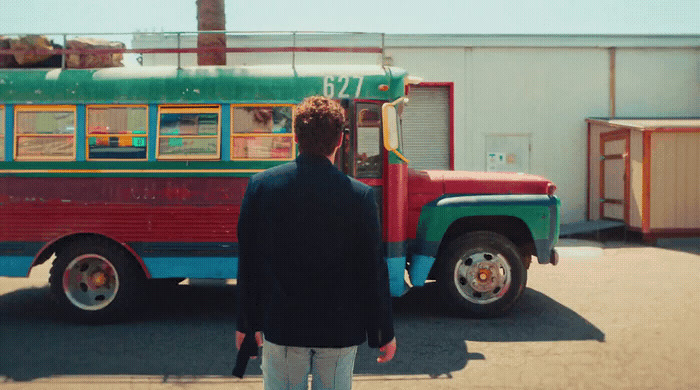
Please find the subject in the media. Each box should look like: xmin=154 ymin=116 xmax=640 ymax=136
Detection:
xmin=14 ymin=106 xmax=76 ymax=161
xmin=355 ymin=103 xmax=382 ymax=178
xmin=0 ymin=106 xmax=4 ymax=160
xmin=157 ymin=106 xmax=221 ymax=160
xmin=86 ymin=105 xmax=148 ymax=160
xmin=231 ymin=105 xmax=295 ymax=160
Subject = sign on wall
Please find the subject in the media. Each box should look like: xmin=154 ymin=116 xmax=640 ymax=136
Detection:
xmin=485 ymin=134 xmax=531 ymax=173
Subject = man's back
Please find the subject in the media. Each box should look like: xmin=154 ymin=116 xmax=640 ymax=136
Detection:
xmin=237 ymin=153 xmax=393 ymax=348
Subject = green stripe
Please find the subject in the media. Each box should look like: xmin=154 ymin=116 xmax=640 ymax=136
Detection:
xmin=0 ymin=66 xmax=407 ymax=104
xmin=417 ymin=195 xmax=559 ymax=243
xmin=0 ymin=160 xmax=291 ymax=177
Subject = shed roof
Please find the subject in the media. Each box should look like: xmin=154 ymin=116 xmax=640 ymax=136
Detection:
xmin=587 ymin=118 xmax=700 ymax=131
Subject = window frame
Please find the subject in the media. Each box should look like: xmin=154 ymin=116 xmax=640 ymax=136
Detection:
xmin=85 ymin=104 xmax=149 ymax=161
xmin=13 ymin=105 xmax=77 ymax=162
xmin=156 ymin=105 xmax=222 ymax=161
xmin=354 ymin=101 xmax=384 ymax=178
xmin=230 ymin=103 xmax=296 ymax=161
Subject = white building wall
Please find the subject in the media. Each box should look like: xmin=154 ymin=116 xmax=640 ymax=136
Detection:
xmin=469 ymin=48 xmax=609 ymax=224
xmin=616 ymin=49 xmax=700 ymax=117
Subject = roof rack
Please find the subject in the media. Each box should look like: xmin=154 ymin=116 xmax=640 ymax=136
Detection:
xmin=0 ymin=31 xmax=387 ymax=70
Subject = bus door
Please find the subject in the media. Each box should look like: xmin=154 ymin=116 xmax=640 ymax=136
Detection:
xmin=337 ymin=100 xmax=384 ymax=218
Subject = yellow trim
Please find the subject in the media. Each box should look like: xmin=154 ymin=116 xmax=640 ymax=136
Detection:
xmin=156 ymin=105 xmax=221 ymax=161
xmin=230 ymin=104 xmax=297 ymax=161
xmin=231 ymin=104 xmax=295 ymax=107
xmin=14 ymin=133 xmax=74 ymax=137
xmin=159 ymin=135 xmax=220 ymax=138
xmin=160 ymin=106 xmax=221 ymax=114
xmin=159 ymin=104 xmax=220 ymax=110
xmin=14 ymin=105 xmax=77 ymax=112
xmin=13 ymin=105 xmax=77 ymax=162
xmin=391 ymin=149 xmax=410 ymax=164
xmin=231 ymin=133 xmax=295 ymax=137
xmin=0 ymin=169 xmax=265 ymax=174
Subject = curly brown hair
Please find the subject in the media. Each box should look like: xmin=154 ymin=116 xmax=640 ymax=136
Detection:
xmin=293 ymin=96 xmax=346 ymax=156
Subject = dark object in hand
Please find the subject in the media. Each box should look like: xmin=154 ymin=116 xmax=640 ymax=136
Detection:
xmin=232 ymin=332 xmax=259 ymax=378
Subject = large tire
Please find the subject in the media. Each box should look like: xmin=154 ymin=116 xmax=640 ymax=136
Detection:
xmin=49 ymin=238 xmax=145 ymax=323
xmin=437 ymin=231 xmax=526 ymax=317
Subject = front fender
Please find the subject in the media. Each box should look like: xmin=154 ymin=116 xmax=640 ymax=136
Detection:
xmin=412 ymin=194 xmax=560 ymax=266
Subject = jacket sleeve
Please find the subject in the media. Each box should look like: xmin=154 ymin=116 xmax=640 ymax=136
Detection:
xmin=236 ymin=177 xmax=263 ymax=334
xmin=359 ymin=187 xmax=395 ymax=348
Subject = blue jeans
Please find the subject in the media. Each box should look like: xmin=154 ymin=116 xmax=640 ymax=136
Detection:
xmin=262 ymin=339 xmax=358 ymax=390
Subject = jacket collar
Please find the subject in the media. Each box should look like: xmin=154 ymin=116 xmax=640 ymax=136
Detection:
xmin=295 ymin=153 xmax=334 ymax=166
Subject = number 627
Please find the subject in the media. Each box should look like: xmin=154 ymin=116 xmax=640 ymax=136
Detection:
xmin=323 ymin=76 xmax=364 ymax=99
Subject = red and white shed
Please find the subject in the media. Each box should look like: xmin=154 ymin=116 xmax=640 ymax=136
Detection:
xmin=587 ymin=118 xmax=700 ymax=240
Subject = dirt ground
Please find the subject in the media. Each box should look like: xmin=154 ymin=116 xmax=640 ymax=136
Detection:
xmin=1 ymin=238 xmax=698 ymax=389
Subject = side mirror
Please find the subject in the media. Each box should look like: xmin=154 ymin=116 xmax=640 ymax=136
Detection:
xmin=382 ymin=98 xmax=409 ymax=163
xmin=382 ymin=104 xmax=399 ymax=150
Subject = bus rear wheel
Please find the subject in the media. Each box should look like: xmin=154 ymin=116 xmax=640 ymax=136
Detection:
xmin=49 ymin=238 xmax=144 ymax=323
xmin=437 ymin=231 xmax=526 ymax=317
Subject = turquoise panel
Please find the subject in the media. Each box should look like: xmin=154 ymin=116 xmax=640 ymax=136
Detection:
xmin=386 ymin=256 xmax=408 ymax=297
xmin=143 ymin=256 xmax=238 ymax=279
xmin=408 ymin=255 xmax=435 ymax=287
xmin=148 ymin=104 xmax=158 ymax=161
xmin=4 ymin=105 xmax=12 ymax=162
xmin=220 ymin=104 xmax=231 ymax=161
xmin=75 ymin=105 xmax=86 ymax=161
xmin=0 ymin=256 xmax=34 ymax=277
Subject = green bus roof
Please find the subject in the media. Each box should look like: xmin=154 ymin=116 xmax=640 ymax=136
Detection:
xmin=0 ymin=65 xmax=407 ymax=104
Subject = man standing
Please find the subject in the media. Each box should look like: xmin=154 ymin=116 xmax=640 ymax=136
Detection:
xmin=236 ymin=96 xmax=396 ymax=389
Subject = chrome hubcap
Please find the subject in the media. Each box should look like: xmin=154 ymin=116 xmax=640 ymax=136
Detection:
xmin=62 ymin=254 xmax=119 ymax=311
xmin=454 ymin=251 xmax=511 ymax=304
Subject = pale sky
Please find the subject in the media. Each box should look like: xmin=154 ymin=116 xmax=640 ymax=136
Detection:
xmin=2 ymin=0 xmax=698 ymax=35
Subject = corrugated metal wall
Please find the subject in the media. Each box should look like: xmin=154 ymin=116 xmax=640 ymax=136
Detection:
xmin=401 ymin=85 xmax=450 ymax=170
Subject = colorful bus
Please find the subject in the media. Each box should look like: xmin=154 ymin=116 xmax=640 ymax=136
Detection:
xmin=0 ymin=63 xmax=560 ymax=322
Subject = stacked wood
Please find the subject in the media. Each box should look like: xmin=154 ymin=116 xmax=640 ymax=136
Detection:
xmin=10 ymin=35 xmax=55 ymax=65
xmin=0 ymin=35 xmax=125 ymax=68
xmin=0 ymin=35 xmax=61 ymax=67
xmin=0 ymin=36 xmax=16 ymax=67
xmin=66 ymin=38 xmax=125 ymax=68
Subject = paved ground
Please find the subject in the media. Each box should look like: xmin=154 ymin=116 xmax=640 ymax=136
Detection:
xmin=1 ymin=238 xmax=698 ymax=389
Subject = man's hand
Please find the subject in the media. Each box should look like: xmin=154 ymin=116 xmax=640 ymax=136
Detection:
xmin=377 ymin=337 xmax=396 ymax=363
xmin=236 ymin=331 xmax=263 ymax=359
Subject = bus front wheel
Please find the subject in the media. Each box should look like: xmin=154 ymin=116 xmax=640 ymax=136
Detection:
xmin=49 ymin=238 xmax=144 ymax=323
xmin=437 ymin=231 xmax=526 ymax=317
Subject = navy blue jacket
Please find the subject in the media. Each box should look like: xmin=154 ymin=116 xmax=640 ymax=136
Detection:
xmin=236 ymin=153 xmax=394 ymax=348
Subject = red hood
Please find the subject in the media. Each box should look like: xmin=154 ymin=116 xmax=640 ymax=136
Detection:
xmin=404 ymin=169 xmax=556 ymax=240
xmin=408 ymin=169 xmax=555 ymax=196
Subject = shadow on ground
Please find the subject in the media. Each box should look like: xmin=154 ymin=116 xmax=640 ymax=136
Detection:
xmin=0 ymin=282 xmax=604 ymax=381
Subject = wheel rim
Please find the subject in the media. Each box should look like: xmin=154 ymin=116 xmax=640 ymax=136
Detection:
xmin=453 ymin=251 xmax=511 ymax=305
xmin=62 ymin=254 xmax=119 ymax=311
